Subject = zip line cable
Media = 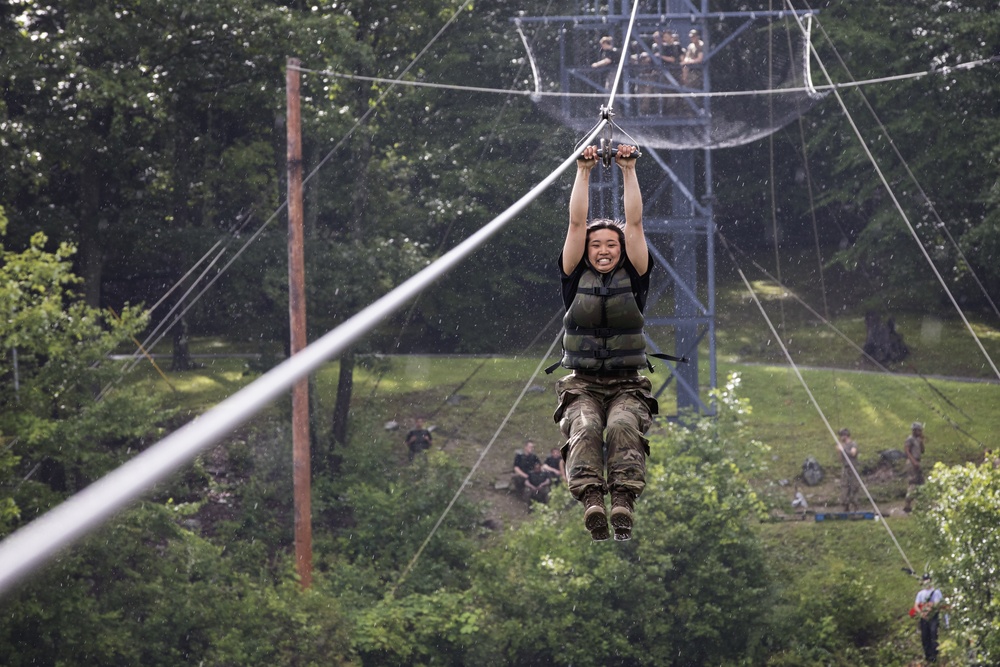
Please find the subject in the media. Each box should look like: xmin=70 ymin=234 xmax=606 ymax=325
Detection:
xmin=719 ymin=232 xmax=985 ymax=449
xmin=785 ymin=2 xmax=1000 ymax=382
xmin=719 ymin=234 xmax=915 ymax=574
xmin=390 ymin=327 xmax=563 ymax=597
xmin=604 ymin=0 xmax=642 ymax=113
xmin=297 ymin=55 xmax=1000 ymax=100
xmin=805 ymin=12 xmax=1000 ymax=323
xmin=0 ymin=117 xmax=608 ymax=597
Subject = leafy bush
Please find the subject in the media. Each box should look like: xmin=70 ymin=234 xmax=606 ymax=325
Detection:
xmin=0 ymin=230 xmax=165 ymax=534
xmin=0 ymin=504 xmax=354 ymax=666
xmin=920 ymin=461 xmax=1000 ymax=665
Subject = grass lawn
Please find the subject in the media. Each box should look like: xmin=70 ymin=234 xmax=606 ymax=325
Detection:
xmin=127 ymin=350 xmax=1000 ymax=520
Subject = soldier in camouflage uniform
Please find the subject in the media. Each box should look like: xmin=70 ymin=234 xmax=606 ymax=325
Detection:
xmin=903 ymin=422 xmax=925 ymax=513
xmin=551 ymin=143 xmax=658 ymax=542
xmin=836 ymin=428 xmax=860 ymax=512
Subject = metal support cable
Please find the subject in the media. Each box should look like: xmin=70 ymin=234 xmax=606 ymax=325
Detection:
xmin=299 ymin=55 xmax=1000 ymax=100
xmin=0 ymin=122 xmax=606 ymax=598
xmin=603 ymin=0 xmax=642 ymax=113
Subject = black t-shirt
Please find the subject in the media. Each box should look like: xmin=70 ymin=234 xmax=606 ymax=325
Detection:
xmin=545 ymin=455 xmax=562 ymax=471
xmin=595 ymin=46 xmax=619 ymax=65
xmin=655 ymin=42 xmax=683 ymax=66
xmin=558 ymin=251 xmax=652 ymax=312
xmin=514 ymin=452 xmax=540 ymax=474
xmin=407 ymin=428 xmax=432 ymax=449
xmin=527 ymin=469 xmax=549 ymax=487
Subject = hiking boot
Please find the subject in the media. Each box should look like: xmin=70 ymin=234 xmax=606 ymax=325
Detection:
xmin=583 ymin=488 xmax=609 ymax=541
xmin=610 ymin=490 xmax=635 ymax=541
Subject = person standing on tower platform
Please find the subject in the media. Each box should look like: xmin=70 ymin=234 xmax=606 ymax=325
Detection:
xmin=681 ymin=29 xmax=704 ymax=88
xmin=591 ymin=35 xmax=619 ymax=91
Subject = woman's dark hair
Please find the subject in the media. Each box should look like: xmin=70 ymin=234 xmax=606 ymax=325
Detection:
xmin=586 ymin=218 xmax=625 ymax=244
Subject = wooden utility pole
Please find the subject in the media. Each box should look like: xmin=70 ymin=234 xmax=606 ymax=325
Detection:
xmin=286 ymin=57 xmax=312 ymax=588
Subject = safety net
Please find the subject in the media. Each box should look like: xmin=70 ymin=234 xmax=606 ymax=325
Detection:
xmin=515 ymin=10 xmax=826 ymax=150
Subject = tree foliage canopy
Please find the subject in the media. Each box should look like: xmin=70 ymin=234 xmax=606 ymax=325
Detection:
xmin=797 ymin=0 xmax=1000 ymax=306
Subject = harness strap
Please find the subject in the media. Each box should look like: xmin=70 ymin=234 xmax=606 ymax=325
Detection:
xmin=575 ymin=285 xmax=634 ymax=297
xmin=545 ymin=347 xmax=688 ymax=375
xmin=650 ymin=352 xmax=688 ymax=363
xmin=563 ymin=348 xmax=644 ymax=361
xmin=564 ymin=326 xmax=643 ymax=337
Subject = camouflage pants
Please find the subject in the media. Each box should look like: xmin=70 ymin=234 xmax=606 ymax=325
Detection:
xmin=841 ymin=468 xmax=859 ymax=511
xmin=553 ymin=373 xmax=658 ymax=500
xmin=905 ymin=462 xmax=924 ymax=510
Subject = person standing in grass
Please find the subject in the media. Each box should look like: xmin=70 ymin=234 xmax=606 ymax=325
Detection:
xmin=903 ymin=422 xmax=925 ymax=513
xmin=912 ymin=573 xmax=943 ymax=663
xmin=836 ymin=428 xmax=860 ymax=512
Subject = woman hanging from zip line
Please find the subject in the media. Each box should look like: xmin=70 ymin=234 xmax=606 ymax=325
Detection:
xmin=552 ymin=143 xmax=659 ymax=542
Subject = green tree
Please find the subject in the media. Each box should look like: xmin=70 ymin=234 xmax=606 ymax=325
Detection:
xmin=0 ymin=0 xmax=351 ymax=326
xmin=920 ymin=460 xmax=1000 ymax=664
xmin=802 ymin=0 xmax=1000 ymax=307
xmin=0 ymin=225 xmax=161 ymax=532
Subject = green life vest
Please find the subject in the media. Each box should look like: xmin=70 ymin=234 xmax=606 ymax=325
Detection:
xmin=560 ymin=264 xmax=647 ymax=372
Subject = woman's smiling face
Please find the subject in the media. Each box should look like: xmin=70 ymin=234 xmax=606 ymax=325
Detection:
xmin=587 ymin=228 xmax=621 ymax=273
